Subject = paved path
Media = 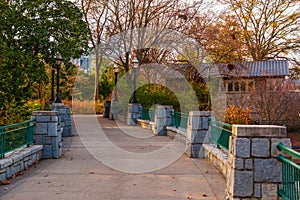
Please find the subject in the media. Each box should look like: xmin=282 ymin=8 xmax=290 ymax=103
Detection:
xmin=0 ymin=116 xmax=226 ymax=200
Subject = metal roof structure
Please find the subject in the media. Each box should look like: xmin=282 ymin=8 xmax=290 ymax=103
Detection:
xmin=226 ymin=60 xmax=289 ymax=77
xmin=199 ymin=60 xmax=290 ymax=78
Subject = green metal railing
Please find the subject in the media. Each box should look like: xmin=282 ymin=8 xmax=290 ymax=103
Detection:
xmin=209 ymin=120 xmax=232 ymax=150
xmin=277 ymin=143 xmax=300 ymax=200
xmin=0 ymin=119 xmax=35 ymax=159
xmin=140 ymin=108 xmax=155 ymax=122
xmin=171 ymin=111 xmax=189 ymax=129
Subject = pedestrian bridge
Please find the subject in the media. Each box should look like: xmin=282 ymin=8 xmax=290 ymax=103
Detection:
xmin=0 ymin=116 xmax=226 ymax=200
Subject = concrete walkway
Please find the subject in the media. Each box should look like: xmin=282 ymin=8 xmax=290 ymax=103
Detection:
xmin=0 ymin=116 xmax=226 ymax=200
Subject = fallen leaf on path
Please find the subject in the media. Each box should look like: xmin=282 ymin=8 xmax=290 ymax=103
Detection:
xmin=1 ymin=179 xmax=10 ymax=185
xmin=44 ymin=174 xmax=48 ymax=177
xmin=202 ymin=193 xmax=208 ymax=197
xmin=173 ymin=189 xmax=177 ymax=192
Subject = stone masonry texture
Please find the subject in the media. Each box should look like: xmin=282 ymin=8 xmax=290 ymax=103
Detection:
xmin=226 ymin=125 xmax=290 ymax=200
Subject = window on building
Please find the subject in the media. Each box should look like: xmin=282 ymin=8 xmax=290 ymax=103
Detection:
xmin=228 ymin=81 xmax=233 ymax=92
xmin=234 ymin=81 xmax=240 ymax=92
xmin=241 ymin=81 xmax=246 ymax=91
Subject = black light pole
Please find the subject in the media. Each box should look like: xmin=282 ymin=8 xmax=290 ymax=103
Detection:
xmin=55 ymin=53 xmax=63 ymax=103
xmin=49 ymin=68 xmax=55 ymax=102
xmin=113 ymin=64 xmax=119 ymax=101
xmin=132 ymin=57 xmax=139 ymax=103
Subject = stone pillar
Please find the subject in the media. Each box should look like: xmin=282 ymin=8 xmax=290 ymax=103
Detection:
xmin=32 ymin=111 xmax=62 ymax=159
xmin=226 ymin=125 xmax=291 ymax=200
xmin=153 ymin=105 xmax=174 ymax=136
xmin=52 ymin=103 xmax=72 ymax=137
xmin=186 ymin=111 xmax=212 ymax=158
xmin=127 ymin=103 xmax=141 ymax=126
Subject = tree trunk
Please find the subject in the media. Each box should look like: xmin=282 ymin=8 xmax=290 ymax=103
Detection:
xmin=94 ymin=47 xmax=103 ymax=103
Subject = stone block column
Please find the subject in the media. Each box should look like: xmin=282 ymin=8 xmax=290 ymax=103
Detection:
xmin=226 ymin=125 xmax=291 ymax=200
xmin=153 ymin=106 xmax=174 ymax=136
xmin=186 ymin=111 xmax=212 ymax=158
xmin=32 ymin=111 xmax=62 ymax=159
xmin=127 ymin=103 xmax=141 ymax=126
xmin=52 ymin=103 xmax=72 ymax=137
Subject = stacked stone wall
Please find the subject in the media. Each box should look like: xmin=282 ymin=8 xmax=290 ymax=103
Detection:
xmin=127 ymin=103 xmax=141 ymax=126
xmin=186 ymin=111 xmax=212 ymax=158
xmin=226 ymin=125 xmax=291 ymax=199
xmin=0 ymin=145 xmax=43 ymax=182
xmin=32 ymin=111 xmax=62 ymax=159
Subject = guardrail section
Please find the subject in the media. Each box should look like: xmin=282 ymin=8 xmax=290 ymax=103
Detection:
xmin=210 ymin=120 xmax=232 ymax=150
xmin=277 ymin=142 xmax=300 ymax=200
xmin=0 ymin=119 xmax=35 ymax=158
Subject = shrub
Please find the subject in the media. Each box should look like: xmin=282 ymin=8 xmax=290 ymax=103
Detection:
xmin=0 ymin=100 xmax=43 ymax=125
xmin=225 ymin=105 xmax=253 ymax=125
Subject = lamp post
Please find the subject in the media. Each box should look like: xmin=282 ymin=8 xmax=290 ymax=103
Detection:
xmin=132 ymin=57 xmax=139 ymax=103
xmin=55 ymin=53 xmax=63 ymax=103
xmin=113 ymin=64 xmax=119 ymax=101
xmin=49 ymin=68 xmax=55 ymax=102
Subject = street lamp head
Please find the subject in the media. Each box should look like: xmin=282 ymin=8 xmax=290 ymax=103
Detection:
xmin=113 ymin=64 xmax=119 ymax=73
xmin=55 ymin=53 xmax=63 ymax=65
xmin=132 ymin=57 xmax=139 ymax=68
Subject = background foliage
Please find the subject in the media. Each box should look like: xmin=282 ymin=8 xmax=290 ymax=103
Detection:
xmin=0 ymin=0 xmax=89 ymax=125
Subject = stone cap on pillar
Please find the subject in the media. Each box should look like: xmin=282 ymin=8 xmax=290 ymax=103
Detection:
xmin=32 ymin=111 xmax=59 ymax=116
xmin=54 ymin=105 xmax=70 ymax=109
xmin=128 ymin=103 xmax=141 ymax=106
xmin=52 ymin=103 xmax=64 ymax=106
xmin=188 ymin=111 xmax=212 ymax=117
xmin=232 ymin=125 xmax=287 ymax=138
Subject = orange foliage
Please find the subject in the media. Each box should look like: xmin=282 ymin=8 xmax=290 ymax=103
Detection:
xmin=225 ymin=105 xmax=253 ymax=125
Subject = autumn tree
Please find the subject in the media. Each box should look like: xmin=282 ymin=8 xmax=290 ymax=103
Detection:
xmin=223 ymin=0 xmax=300 ymax=62
xmin=105 ymin=0 xmax=202 ymax=70
xmin=248 ymin=79 xmax=300 ymax=129
xmin=76 ymin=0 xmax=109 ymax=102
xmin=188 ymin=13 xmax=249 ymax=63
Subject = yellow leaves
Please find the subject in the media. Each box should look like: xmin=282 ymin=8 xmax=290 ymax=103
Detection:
xmin=0 ymin=179 xmax=10 ymax=185
xmin=225 ymin=105 xmax=253 ymax=125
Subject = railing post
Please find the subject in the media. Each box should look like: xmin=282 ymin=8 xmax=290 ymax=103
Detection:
xmin=0 ymin=133 xmax=4 ymax=159
xmin=226 ymin=125 xmax=291 ymax=199
xmin=52 ymin=103 xmax=72 ymax=137
xmin=186 ymin=111 xmax=212 ymax=158
xmin=127 ymin=103 xmax=142 ymax=126
xmin=32 ymin=111 xmax=62 ymax=159
xmin=153 ymin=105 xmax=174 ymax=136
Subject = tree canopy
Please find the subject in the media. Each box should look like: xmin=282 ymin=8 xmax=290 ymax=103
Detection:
xmin=0 ymin=0 xmax=89 ymax=124
xmin=223 ymin=0 xmax=300 ymax=62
